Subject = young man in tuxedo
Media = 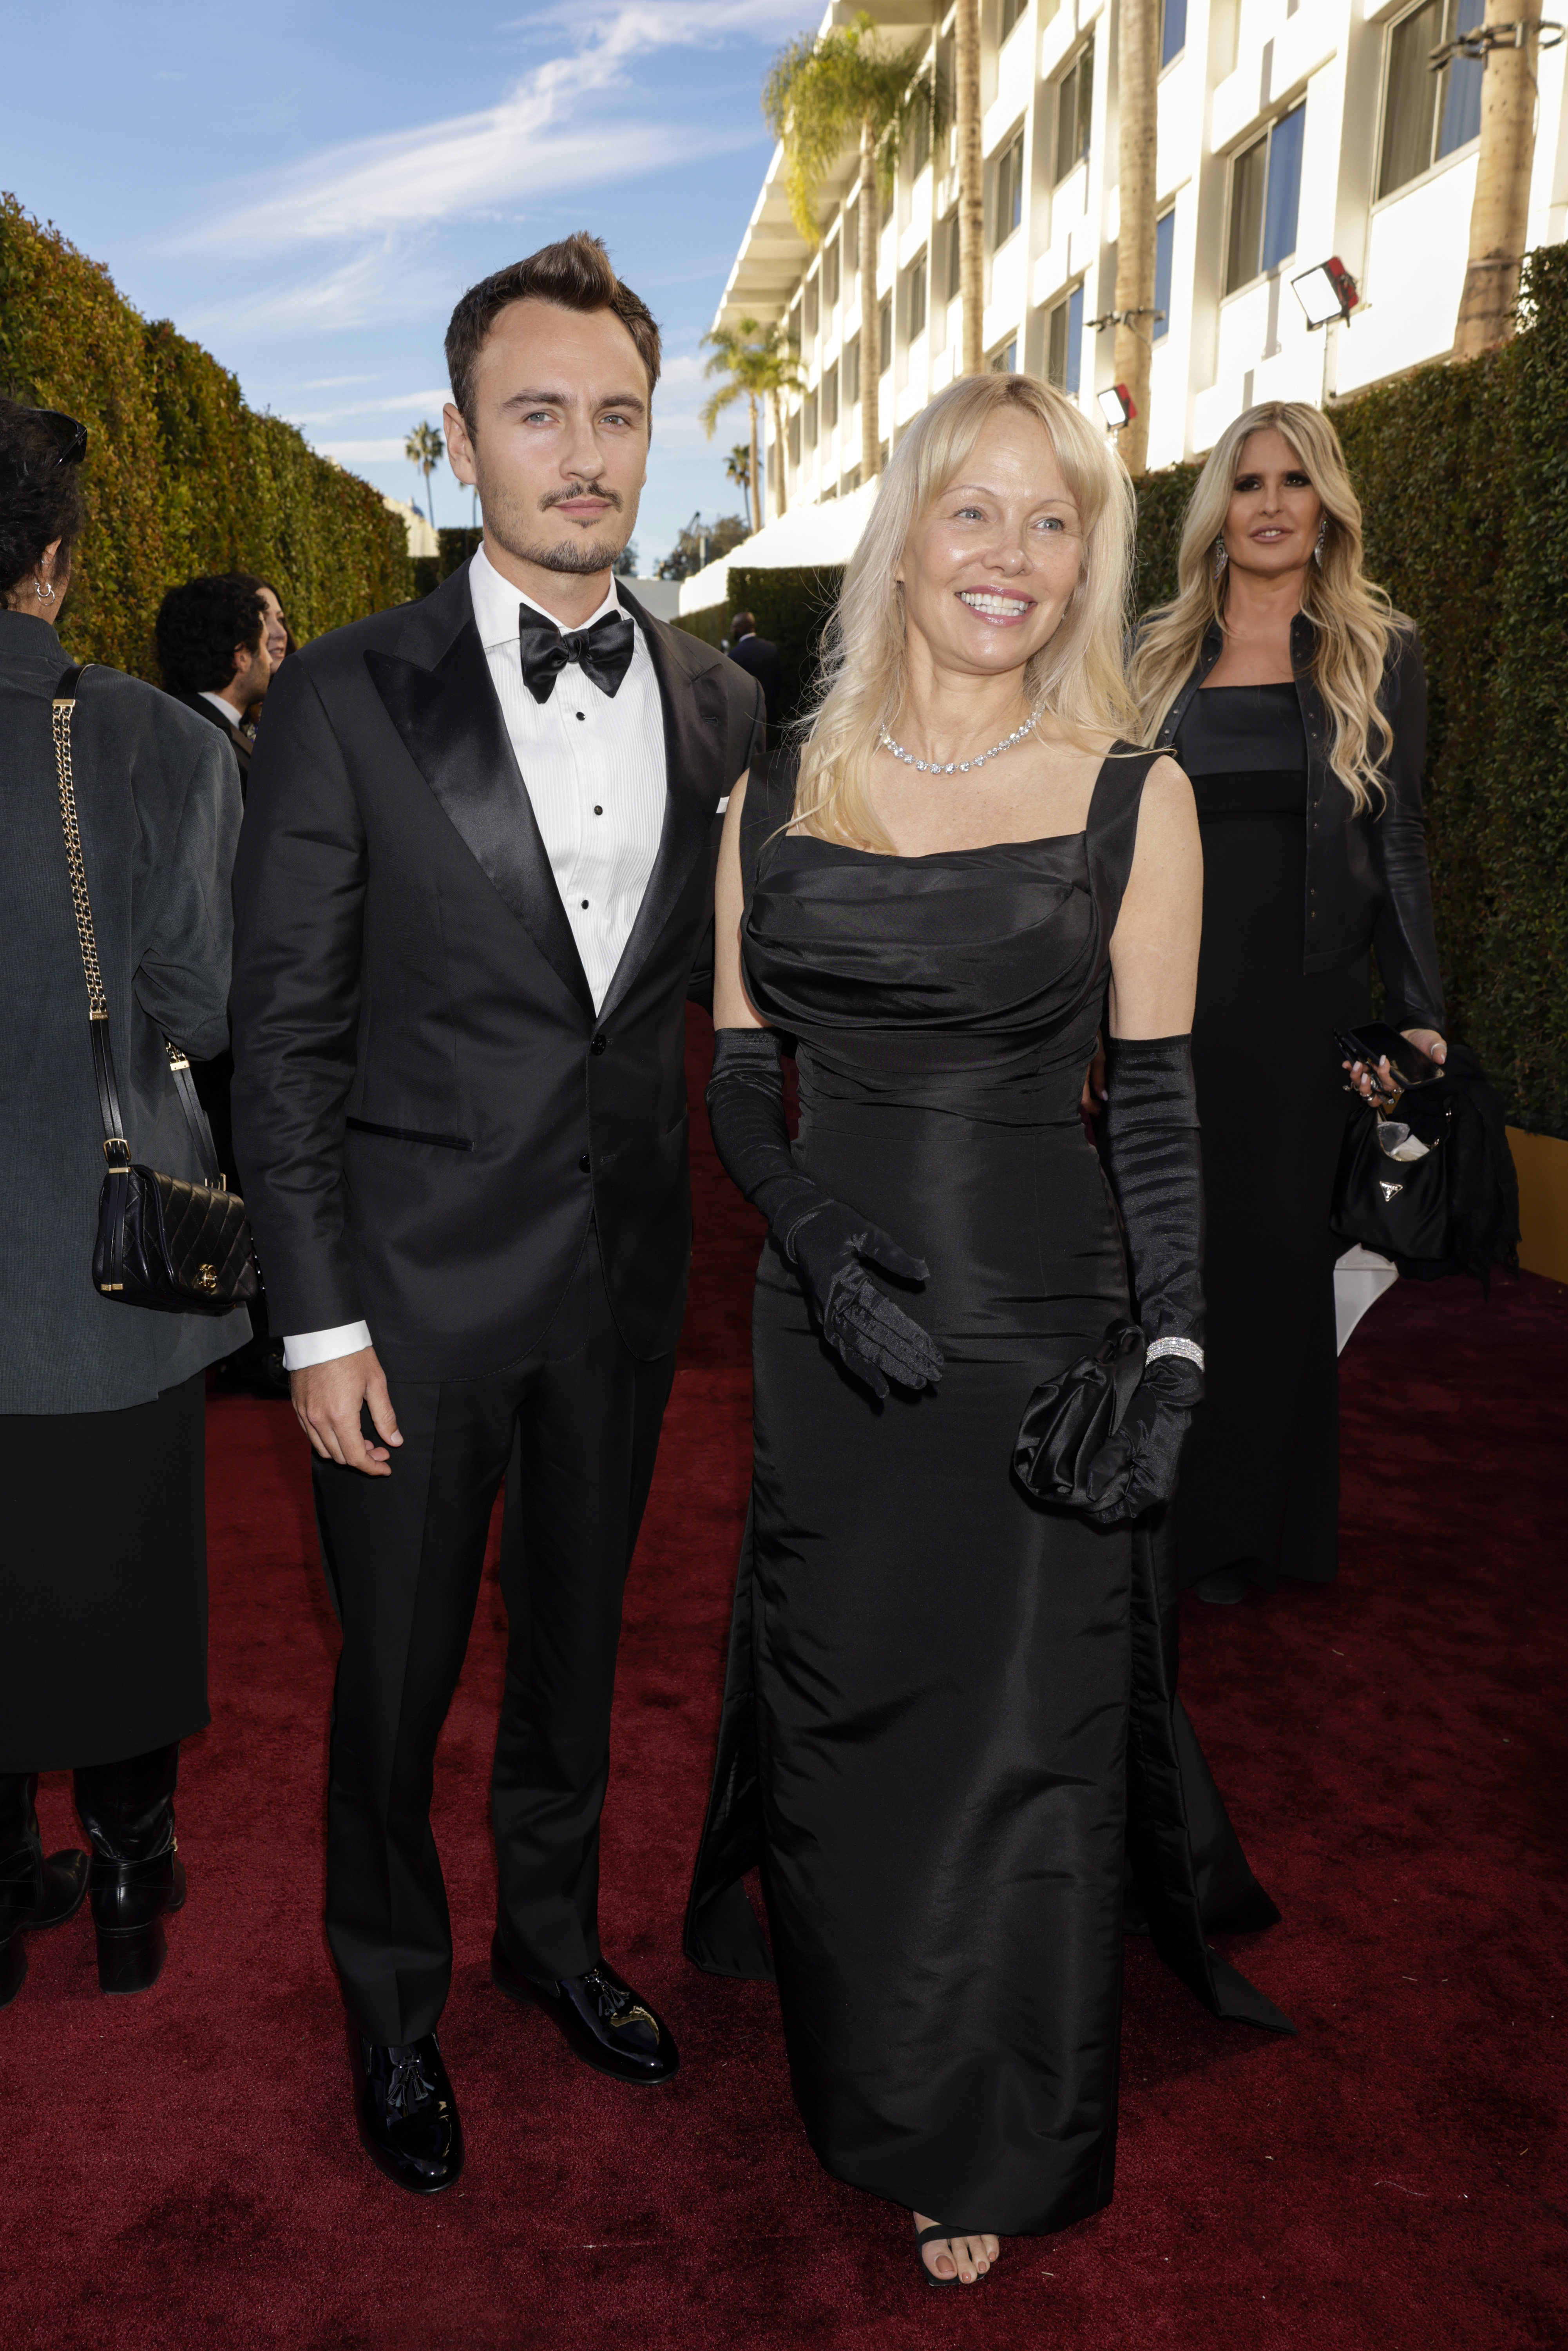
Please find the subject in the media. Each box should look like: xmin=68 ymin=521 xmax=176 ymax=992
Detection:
xmin=230 ymin=235 xmax=763 ymax=2195
xmin=155 ymin=572 xmax=273 ymax=794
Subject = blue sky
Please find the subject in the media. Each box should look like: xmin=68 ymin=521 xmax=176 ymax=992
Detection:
xmin=4 ymin=1 xmax=809 ymax=571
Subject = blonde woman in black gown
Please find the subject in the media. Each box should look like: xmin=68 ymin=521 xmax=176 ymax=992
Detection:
xmin=1130 ymin=404 xmax=1445 ymax=1605
xmin=688 ymin=374 xmax=1288 ymax=2289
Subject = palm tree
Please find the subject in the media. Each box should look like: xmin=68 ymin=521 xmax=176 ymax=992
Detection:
xmin=701 ymin=317 xmax=804 ymax=526
xmin=955 ymin=0 xmax=983 ymax=376
xmin=404 ymin=420 xmax=444 ymax=524
xmin=1454 ymin=0 xmax=1546 ymax=355
xmin=764 ymin=11 xmax=943 ymax=483
xmin=1111 ymin=0 xmax=1159 ymax=473
xmin=725 ymin=443 xmax=754 ymax=534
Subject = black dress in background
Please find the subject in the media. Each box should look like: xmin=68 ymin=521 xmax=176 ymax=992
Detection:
xmin=1173 ymin=685 xmax=1371 ymax=1595
xmin=687 ymin=749 xmax=1287 ymax=2240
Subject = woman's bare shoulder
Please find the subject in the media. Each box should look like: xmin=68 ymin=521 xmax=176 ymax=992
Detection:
xmin=1137 ymin=752 xmax=1197 ymax=824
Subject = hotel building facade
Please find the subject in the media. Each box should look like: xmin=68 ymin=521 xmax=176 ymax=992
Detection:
xmin=708 ymin=0 xmax=1568 ymax=543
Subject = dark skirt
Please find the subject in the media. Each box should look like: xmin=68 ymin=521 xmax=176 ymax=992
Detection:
xmin=1175 ymin=781 xmax=1370 ymax=1592
xmin=0 ymin=1370 xmax=209 ymax=1770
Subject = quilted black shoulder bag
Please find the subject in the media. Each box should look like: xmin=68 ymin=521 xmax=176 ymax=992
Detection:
xmin=53 ymin=662 xmax=260 ymax=1316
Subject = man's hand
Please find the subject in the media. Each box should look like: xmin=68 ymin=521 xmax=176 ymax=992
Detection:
xmin=290 ymin=1346 xmax=403 ymax=1476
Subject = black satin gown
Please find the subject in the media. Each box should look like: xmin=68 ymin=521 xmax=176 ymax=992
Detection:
xmin=687 ymin=749 xmax=1289 ymax=2239
xmin=1172 ymin=686 xmax=1371 ymax=1594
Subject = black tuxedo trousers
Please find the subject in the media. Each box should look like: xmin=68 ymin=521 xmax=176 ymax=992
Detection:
xmin=315 ymin=1226 xmax=676 ymax=2044
xmin=230 ymin=568 xmax=764 ymax=2044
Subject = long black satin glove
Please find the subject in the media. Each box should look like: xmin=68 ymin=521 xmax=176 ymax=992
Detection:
xmin=1082 ymin=1034 xmax=1206 ymax=1525
xmin=705 ymin=1027 xmax=944 ymax=1398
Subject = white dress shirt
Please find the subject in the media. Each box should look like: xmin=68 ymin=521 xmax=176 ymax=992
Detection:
xmin=199 ymin=689 xmax=245 ymax=734
xmin=283 ymin=545 xmax=669 ymax=1374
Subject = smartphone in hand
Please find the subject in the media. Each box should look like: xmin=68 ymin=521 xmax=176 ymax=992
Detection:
xmin=1334 ymin=1025 xmax=1441 ymax=1094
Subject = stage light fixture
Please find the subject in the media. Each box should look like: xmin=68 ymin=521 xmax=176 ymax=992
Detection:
xmin=1291 ymin=257 xmax=1360 ymax=329
xmin=1097 ymin=383 xmax=1135 ymax=429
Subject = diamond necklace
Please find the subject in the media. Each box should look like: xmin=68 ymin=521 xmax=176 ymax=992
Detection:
xmin=879 ymin=708 xmax=1040 ymax=775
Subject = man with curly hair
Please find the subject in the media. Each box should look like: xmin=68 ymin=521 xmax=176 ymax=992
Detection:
xmin=155 ymin=572 xmax=273 ymax=793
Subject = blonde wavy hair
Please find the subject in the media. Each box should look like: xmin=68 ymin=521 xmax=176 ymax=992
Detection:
xmin=1127 ymin=401 xmax=1400 ymax=816
xmin=793 ymin=372 xmax=1139 ymax=851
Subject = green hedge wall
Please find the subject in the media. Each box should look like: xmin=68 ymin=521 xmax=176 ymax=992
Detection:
xmin=678 ymin=258 xmax=1568 ymax=1134
xmin=0 ymin=195 xmax=411 ymax=674
xmin=674 ymin=563 xmax=846 ymax=732
xmin=411 ymin=525 xmax=483 ymax=600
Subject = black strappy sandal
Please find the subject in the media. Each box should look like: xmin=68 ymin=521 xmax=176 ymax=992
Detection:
xmin=915 ymin=2223 xmax=963 ymax=2289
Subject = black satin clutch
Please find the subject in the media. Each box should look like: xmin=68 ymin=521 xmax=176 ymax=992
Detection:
xmin=1013 ymin=1321 xmax=1146 ymax=1509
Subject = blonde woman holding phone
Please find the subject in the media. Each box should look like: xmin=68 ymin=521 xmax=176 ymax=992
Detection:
xmin=1130 ymin=402 xmax=1446 ymax=1606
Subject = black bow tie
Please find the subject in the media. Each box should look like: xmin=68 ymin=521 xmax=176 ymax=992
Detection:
xmin=518 ymin=605 xmax=636 ymax=705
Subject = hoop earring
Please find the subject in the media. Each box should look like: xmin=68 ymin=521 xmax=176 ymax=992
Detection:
xmin=1212 ymin=535 xmax=1228 ymax=581
xmin=1313 ymin=516 xmax=1328 ymax=567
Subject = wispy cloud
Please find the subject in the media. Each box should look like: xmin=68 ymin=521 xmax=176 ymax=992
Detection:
xmin=317 ymin=438 xmax=421 ymax=465
xmin=295 ymin=386 xmax=453 ymax=427
xmin=184 ymin=2 xmax=793 ymax=257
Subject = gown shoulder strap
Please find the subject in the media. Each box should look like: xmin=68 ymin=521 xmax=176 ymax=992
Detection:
xmin=738 ymin=743 xmax=802 ymax=910
xmin=1085 ymin=740 xmax=1166 ymax=951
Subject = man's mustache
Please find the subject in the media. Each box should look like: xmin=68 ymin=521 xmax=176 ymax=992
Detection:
xmin=540 ymin=482 xmax=624 ymax=514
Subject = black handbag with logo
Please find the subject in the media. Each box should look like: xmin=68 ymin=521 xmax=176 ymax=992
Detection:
xmin=1331 ymin=1041 xmax=1519 ymax=1287
xmin=52 ymin=663 xmax=260 ymax=1317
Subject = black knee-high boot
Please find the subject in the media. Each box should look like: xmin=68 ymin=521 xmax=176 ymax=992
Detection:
xmin=0 ymin=1773 xmax=89 ymax=2009
xmin=0 ymin=1773 xmax=40 ymax=2009
xmin=74 ymin=1743 xmax=186 ymax=1996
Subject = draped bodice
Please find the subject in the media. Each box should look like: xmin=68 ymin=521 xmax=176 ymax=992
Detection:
xmin=738 ymin=747 xmax=1159 ymax=1128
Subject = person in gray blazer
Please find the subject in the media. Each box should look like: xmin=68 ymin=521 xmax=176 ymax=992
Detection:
xmin=0 ymin=400 xmax=248 ymax=2007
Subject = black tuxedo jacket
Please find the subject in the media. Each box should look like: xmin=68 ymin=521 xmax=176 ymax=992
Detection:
xmin=176 ymin=691 xmax=252 ymax=792
xmin=229 ymin=569 xmax=764 ymax=1378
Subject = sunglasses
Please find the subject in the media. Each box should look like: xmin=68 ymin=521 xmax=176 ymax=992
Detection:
xmin=34 ymin=409 xmax=89 ymax=468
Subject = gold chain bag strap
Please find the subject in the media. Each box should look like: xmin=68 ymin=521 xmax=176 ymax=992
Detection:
xmin=53 ymin=662 xmax=260 ymax=1316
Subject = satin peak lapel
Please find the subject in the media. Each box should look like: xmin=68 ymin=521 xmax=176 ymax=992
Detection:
xmin=364 ymin=622 xmax=594 ymax=1020
xmin=600 ymin=619 xmax=729 ymax=1020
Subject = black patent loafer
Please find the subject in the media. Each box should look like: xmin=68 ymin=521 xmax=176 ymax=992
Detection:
xmin=90 ymin=1847 xmax=186 ymax=1996
xmin=349 ymin=2030 xmax=464 ymax=2196
xmin=29 ymin=1849 xmax=89 ymax=1931
xmin=491 ymin=1933 xmax=679 ymax=2085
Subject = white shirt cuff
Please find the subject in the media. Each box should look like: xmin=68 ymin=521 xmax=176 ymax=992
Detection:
xmin=282 ymin=1321 xmax=373 ymax=1371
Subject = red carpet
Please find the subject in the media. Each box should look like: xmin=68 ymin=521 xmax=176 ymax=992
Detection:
xmin=6 ymin=1007 xmax=1566 ymax=2350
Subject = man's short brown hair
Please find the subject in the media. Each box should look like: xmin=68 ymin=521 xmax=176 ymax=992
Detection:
xmin=445 ymin=233 xmax=661 ymax=429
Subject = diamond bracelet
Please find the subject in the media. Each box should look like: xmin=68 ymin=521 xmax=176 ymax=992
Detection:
xmin=1146 ymin=1337 xmax=1205 ymax=1371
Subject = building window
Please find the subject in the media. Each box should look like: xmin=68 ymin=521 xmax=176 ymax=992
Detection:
xmin=994 ymin=128 xmax=1025 ymax=249
xmin=1153 ymin=206 xmax=1175 ymax=341
xmin=911 ymin=94 xmax=932 ymax=178
xmin=804 ymin=394 xmax=818 ymax=453
xmin=823 ymin=236 xmax=840 ymax=310
xmin=936 ymin=210 xmax=961 ymax=303
xmin=908 ymin=250 xmax=929 ymax=341
xmin=1225 ymin=103 xmax=1305 ymax=293
xmin=1055 ymin=41 xmax=1094 ymax=183
xmin=1379 ymin=0 xmax=1484 ymax=197
xmin=879 ymin=292 xmax=892 ymax=373
xmin=1000 ymin=0 xmax=1028 ymax=38
xmin=842 ymin=463 xmax=862 ymax=495
xmin=844 ymin=333 xmax=860 ymax=409
xmin=822 ymin=362 xmax=839 ymax=434
xmin=788 ymin=409 xmax=801 ymax=468
xmin=989 ymin=336 xmax=1019 ymax=373
xmin=1047 ymin=284 xmax=1084 ymax=395
xmin=804 ymin=275 xmax=819 ymax=339
xmin=1161 ymin=0 xmax=1188 ymax=65
xmin=844 ymin=197 xmax=858 ymax=285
